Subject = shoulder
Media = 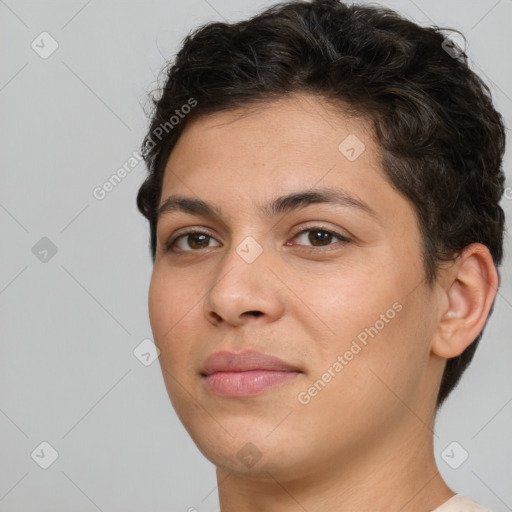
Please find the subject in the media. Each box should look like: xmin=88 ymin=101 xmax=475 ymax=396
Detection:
xmin=432 ymin=494 xmax=490 ymax=512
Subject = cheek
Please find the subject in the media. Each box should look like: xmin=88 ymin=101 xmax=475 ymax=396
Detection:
xmin=341 ymin=283 xmax=433 ymax=402
xmin=305 ymin=258 xmax=426 ymax=381
xmin=297 ymin=298 xmax=428 ymax=440
xmin=148 ymin=269 xmax=172 ymax=339
xmin=148 ymin=269 xmax=199 ymax=363
xmin=148 ymin=268 xmax=214 ymax=426
xmin=305 ymin=264 xmax=395 ymax=341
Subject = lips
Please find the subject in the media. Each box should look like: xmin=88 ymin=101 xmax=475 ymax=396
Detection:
xmin=201 ymin=349 xmax=301 ymax=375
xmin=200 ymin=350 xmax=302 ymax=397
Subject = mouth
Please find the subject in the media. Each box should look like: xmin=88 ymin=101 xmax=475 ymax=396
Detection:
xmin=202 ymin=370 xmax=302 ymax=397
xmin=200 ymin=349 xmax=303 ymax=397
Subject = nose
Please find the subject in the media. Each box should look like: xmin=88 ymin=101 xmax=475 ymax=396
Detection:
xmin=203 ymin=238 xmax=286 ymax=327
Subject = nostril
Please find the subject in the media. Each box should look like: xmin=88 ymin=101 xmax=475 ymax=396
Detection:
xmin=247 ymin=311 xmax=263 ymax=317
xmin=210 ymin=312 xmax=222 ymax=323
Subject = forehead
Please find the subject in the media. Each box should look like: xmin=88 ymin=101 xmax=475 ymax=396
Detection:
xmin=163 ymin=94 xmax=381 ymax=190
xmin=156 ymin=93 xmax=423 ymax=273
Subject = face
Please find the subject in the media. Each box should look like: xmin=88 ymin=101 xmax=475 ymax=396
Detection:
xmin=148 ymin=93 xmax=442 ymax=482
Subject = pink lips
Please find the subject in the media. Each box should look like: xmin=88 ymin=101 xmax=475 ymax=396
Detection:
xmin=201 ymin=350 xmax=302 ymax=397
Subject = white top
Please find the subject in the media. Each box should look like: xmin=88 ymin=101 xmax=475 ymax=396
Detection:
xmin=432 ymin=494 xmax=490 ymax=511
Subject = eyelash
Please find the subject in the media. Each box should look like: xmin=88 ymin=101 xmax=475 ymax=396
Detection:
xmin=165 ymin=226 xmax=351 ymax=254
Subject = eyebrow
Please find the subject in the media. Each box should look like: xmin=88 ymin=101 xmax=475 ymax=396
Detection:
xmin=157 ymin=188 xmax=378 ymax=222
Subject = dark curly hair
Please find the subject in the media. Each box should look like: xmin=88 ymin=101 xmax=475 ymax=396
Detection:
xmin=136 ymin=0 xmax=506 ymax=407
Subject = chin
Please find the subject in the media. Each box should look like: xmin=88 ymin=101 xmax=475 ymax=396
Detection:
xmin=183 ymin=416 xmax=314 ymax=480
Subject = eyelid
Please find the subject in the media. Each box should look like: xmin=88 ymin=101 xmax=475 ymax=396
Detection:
xmin=289 ymin=221 xmax=350 ymax=239
xmin=166 ymin=227 xmax=218 ymax=251
xmin=165 ymin=222 xmax=352 ymax=253
xmin=287 ymin=224 xmax=351 ymax=252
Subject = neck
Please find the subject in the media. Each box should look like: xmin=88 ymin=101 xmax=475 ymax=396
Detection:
xmin=216 ymin=418 xmax=454 ymax=512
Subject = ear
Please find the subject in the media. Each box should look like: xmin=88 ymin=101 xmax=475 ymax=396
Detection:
xmin=432 ymin=243 xmax=499 ymax=359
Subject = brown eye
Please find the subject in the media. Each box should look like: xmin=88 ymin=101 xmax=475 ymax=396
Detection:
xmin=308 ymin=230 xmax=334 ymax=246
xmin=291 ymin=227 xmax=350 ymax=249
xmin=186 ymin=233 xmax=210 ymax=250
xmin=167 ymin=230 xmax=221 ymax=252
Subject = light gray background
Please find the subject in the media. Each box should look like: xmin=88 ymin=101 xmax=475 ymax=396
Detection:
xmin=0 ymin=1 xmax=511 ymax=511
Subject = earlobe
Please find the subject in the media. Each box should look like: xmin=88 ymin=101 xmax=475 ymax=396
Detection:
xmin=432 ymin=243 xmax=499 ymax=359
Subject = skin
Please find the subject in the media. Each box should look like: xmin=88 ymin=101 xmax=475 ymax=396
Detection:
xmin=148 ymin=92 xmax=498 ymax=512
